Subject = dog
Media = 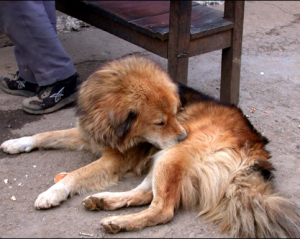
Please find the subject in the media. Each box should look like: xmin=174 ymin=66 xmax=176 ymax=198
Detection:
xmin=1 ymin=55 xmax=300 ymax=238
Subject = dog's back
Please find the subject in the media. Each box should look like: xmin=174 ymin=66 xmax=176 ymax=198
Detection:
xmin=174 ymin=84 xmax=300 ymax=237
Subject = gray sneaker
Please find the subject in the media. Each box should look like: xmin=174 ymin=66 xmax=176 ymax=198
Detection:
xmin=0 ymin=71 xmax=39 ymax=97
xmin=22 ymin=73 xmax=81 ymax=114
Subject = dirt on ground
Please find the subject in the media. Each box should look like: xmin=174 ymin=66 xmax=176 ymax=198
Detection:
xmin=0 ymin=1 xmax=300 ymax=238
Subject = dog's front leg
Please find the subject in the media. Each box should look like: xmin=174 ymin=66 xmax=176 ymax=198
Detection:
xmin=1 ymin=128 xmax=88 ymax=154
xmin=100 ymin=151 xmax=183 ymax=233
xmin=34 ymin=149 xmax=132 ymax=209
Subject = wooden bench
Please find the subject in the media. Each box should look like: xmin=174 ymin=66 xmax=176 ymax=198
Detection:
xmin=55 ymin=1 xmax=244 ymax=104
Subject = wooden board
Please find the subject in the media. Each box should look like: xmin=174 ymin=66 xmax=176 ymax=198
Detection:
xmin=78 ymin=1 xmax=233 ymax=40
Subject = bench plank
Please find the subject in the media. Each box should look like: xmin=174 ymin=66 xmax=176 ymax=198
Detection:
xmin=78 ymin=1 xmax=233 ymax=41
xmin=88 ymin=1 xmax=171 ymax=20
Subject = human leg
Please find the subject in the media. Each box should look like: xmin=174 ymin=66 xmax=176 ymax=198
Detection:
xmin=0 ymin=1 xmax=80 ymax=114
xmin=0 ymin=1 xmax=76 ymax=85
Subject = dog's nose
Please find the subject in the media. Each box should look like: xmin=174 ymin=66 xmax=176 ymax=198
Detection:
xmin=178 ymin=131 xmax=187 ymax=142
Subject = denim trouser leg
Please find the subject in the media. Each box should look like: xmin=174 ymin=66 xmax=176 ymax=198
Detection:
xmin=0 ymin=1 xmax=76 ymax=86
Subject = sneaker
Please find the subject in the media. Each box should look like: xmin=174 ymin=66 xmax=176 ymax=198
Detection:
xmin=0 ymin=71 xmax=39 ymax=97
xmin=22 ymin=73 xmax=81 ymax=114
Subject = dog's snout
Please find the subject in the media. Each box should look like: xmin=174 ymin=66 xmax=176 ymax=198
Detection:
xmin=178 ymin=130 xmax=187 ymax=142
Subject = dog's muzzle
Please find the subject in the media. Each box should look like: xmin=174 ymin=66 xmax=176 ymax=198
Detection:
xmin=178 ymin=131 xmax=187 ymax=142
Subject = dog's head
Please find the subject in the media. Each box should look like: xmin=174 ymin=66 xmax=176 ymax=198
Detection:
xmin=77 ymin=56 xmax=187 ymax=152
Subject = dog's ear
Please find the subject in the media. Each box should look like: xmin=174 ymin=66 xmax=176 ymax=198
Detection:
xmin=110 ymin=110 xmax=137 ymax=139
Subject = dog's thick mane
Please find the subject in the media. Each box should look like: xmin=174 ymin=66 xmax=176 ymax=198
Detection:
xmin=76 ymin=56 xmax=179 ymax=153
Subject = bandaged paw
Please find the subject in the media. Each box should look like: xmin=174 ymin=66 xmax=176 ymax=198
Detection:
xmin=34 ymin=183 xmax=69 ymax=209
xmin=0 ymin=137 xmax=35 ymax=154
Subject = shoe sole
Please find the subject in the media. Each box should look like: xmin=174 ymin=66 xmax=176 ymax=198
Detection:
xmin=22 ymin=93 xmax=78 ymax=115
xmin=0 ymin=83 xmax=36 ymax=97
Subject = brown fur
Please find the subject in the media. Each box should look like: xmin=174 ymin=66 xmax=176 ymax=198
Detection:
xmin=1 ymin=55 xmax=300 ymax=238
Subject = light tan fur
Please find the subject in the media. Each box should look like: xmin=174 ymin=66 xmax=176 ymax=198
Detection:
xmin=1 ymin=55 xmax=300 ymax=238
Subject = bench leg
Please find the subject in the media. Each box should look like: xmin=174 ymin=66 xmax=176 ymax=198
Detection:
xmin=220 ymin=47 xmax=241 ymax=105
xmin=167 ymin=1 xmax=191 ymax=85
xmin=168 ymin=57 xmax=189 ymax=85
xmin=220 ymin=1 xmax=245 ymax=105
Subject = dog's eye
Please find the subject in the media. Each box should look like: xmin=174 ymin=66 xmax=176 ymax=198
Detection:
xmin=155 ymin=121 xmax=165 ymax=126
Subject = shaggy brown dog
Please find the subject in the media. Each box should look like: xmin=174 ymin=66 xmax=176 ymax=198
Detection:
xmin=1 ymin=55 xmax=300 ymax=238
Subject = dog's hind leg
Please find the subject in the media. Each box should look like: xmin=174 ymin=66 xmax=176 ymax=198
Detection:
xmin=1 ymin=128 xmax=88 ymax=154
xmin=34 ymin=148 xmax=140 ymax=209
xmin=82 ymin=169 xmax=153 ymax=211
xmin=100 ymin=150 xmax=184 ymax=234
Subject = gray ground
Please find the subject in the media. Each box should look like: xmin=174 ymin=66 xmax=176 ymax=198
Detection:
xmin=0 ymin=1 xmax=300 ymax=238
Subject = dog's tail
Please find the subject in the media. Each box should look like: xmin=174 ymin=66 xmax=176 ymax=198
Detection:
xmin=199 ymin=164 xmax=300 ymax=238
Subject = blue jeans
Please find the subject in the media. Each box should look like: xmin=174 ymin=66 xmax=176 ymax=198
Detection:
xmin=0 ymin=1 xmax=76 ymax=86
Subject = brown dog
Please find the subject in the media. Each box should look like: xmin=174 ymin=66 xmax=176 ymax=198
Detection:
xmin=1 ymin=55 xmax=300 ymax=237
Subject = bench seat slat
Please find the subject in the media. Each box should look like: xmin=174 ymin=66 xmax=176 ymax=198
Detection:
xmin=87 ymin=1 xmax=171 ymax=20
xmin=82 ymin=1 xmax=233 ymax=41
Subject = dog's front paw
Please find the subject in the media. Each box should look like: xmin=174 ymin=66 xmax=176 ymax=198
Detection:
xmin=1 ymin=137 xmax=35 ymax=154
xmin=34 ymin=183 xmax=69 ymax=209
